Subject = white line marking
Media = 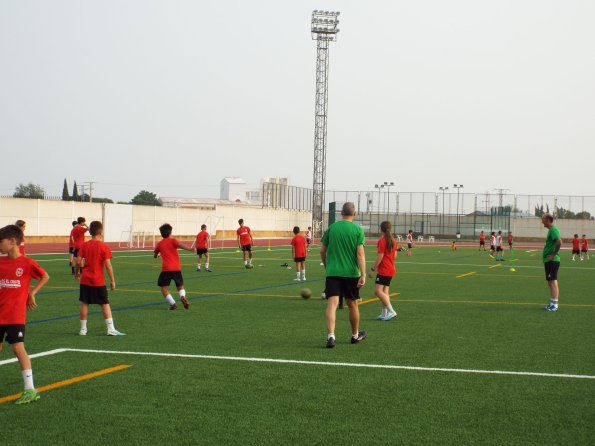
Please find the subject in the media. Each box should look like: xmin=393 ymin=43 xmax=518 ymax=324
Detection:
xmin=57 ymin=348 xmax=595 ymax=380
xmin=0 ymin=348 xmax=67 ymax=366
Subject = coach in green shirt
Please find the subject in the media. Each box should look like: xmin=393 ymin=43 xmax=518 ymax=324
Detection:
xmin=542 ymin=213 xmax=561 ymax=311
xmin=320 ymin=202 xmax=367 ymax=348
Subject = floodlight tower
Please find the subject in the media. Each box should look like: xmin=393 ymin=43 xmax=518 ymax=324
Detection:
xmin=310 ymin=10 xmax=340 ymax=236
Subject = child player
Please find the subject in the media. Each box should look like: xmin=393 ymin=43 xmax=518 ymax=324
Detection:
xmin=76 ymin=221 xmax=124 ymax=336
xmin=291 ymin=226 xmax=307 ymax=281
xmin=15 ymin=220 xmax=26 ymax=255
xmin=195 ymin=224 xmax=211 ymax=272
xmin=508 ymin=232 xmax=514 ymax=251
xmin=0 ymin=224 xmax=49 ymax=404
xmin=154 ymin=223 xmax=194 ymax=310
xmin=369 ymin=221 xmax=397 ymax=321
xmin=571 ymin=234 xmax=580 ymax=261
xmin=236 ymin=219 xmax=254 ymax=268
xmin=68 ymin=220 xmax=77 ymax=274
xmin=305 ymin=226 xmax=313 ymax=252
xmin=581 ymin=235 xmax=589 ymax=261
xmin=489 ymin=232 xmax=496 ymax=258
xmin=495 ymin=230 xmax=504 ymax=261
xmin=406 ymin=229 xmax=413 ymax=257
xmin=479 ymin=230 xmax=486 ymax=251
xmin=71 ymin=217 xmax=88 ymax=276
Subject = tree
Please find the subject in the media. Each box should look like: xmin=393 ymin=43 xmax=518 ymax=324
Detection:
xmin=80 ymin=194 xmax=113 ymax=204
xmin=72 ymin=181 xmax=80 ymax=201
xmin=130 ymin=190 xmax=161 ymax=206
xmin=13 ymin=183 xmax=45 ymax=199
xmin=61 ymin=179 xmax=70 ymax=201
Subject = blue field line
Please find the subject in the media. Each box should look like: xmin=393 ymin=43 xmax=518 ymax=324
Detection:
xmin=28 ymin=277 xmax=325 ymax=326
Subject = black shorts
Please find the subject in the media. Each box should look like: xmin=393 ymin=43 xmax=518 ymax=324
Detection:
xmin=508 ymin=243 xmax=513 ymax=247
xmin=479 ymin=241 xmax=485 ymax=246
xmin=375 ymin=275 xmax=393 ymax=286
xmin=79 ymin=284 xmax=109 ymax=305
xmin=196 ymin=248 xmax=208 ymax=255
xmin=490 ymin=245 xmax=495 ymax=251
xmin=0 ymin=324 xmax=26 ymax=344
xmin=73 ymin=248 xmax=80 ymax=258
xmin=496 ymin=246 xmax=503 ymax=252
xmin=581 ymin=249 xmax=588 ymax=253
xmin=158 ymin=271 xmax=184 ymax=287
xmin=241 ymin=244 xmax=252 ymax=252
xmin=69 ymin=247 xmax=75 ymax=254
xmin=325 ymin=276 xmax=360 ymax=301
xmin=294 ymin=257 xmax=306 ymax=263
xmin=572 ymin=249 xmax=580 ymax=255
xmin=544 ymin=261 xmax=560 ymax=281
xmin=306 ymin=239 xmax=312 ymax=245
xmin=407 ymin=243 xmax=413 ymax=249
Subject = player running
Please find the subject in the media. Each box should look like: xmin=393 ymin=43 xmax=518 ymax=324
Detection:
xmin=291 ymin=226 xmax=307 ymax=281
xmin=154 ymin=224 xmax=194 ymax=310
xmin=369 ymin=221 xmax=398 ymax=321
xmin=0 ymin=224 xmax=50 ymax=404
xmin=236 ymin=219 xmax=254 ymax=268
xmin=581 ymin=235 xmax=589 ymax=261
xmin=571 ymin=234 xmax=580 ymax=261
xmin=195 ymin=224 xmax=211 ymax=272
xmin=406 ymin=229 xmax=413 ymax=257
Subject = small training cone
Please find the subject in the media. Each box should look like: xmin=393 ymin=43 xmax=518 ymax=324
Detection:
xmin=510 ymin=268 xmax=516 ymax=272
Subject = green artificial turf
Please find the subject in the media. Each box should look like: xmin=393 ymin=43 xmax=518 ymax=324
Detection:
xmin=1 ymin=245 xmax=594 ymax=445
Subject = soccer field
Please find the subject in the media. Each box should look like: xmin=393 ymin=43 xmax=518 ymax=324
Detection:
xmin=1 ymin=245 xmax=594 ymax=445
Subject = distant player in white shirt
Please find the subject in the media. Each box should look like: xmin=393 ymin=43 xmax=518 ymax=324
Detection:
xmin=406 ymin=230 xmax=413 ymax=257
xmin=495 ymin=231 xmax=504 ymax=261
xmin=305 ymin=227 xmax=313 ymax=252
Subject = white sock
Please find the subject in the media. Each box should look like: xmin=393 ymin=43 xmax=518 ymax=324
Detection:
xmin=179 ymin=289 xmax=186 ymax=299
xmin=197 ymin=264 xmax=201 ymax=270
xmin=248 ymin=258 xmax=252 ymax=265
xmin=105 ymin=318 xmax=115 ymax=332
xmin=296 ymin=272 xmax=301 ymax=280
xmin=80 ymin=320 xmax=87 ymax=331
xmin=301 ymin=270 xmax=306 ymax=278
xmin=244 ymin=260 xmax=248 ymax=265
xmin=205 ymin=263 xmax=209 ymax=269
xmin=22 ymin=369 xmax=34 ymax=390
xmin=381 ymin=307 xmax=387 ymax=317
xmin=328 ymin=332 xmax=335 ymax=340
xmin=166 ymin=294 xmax=176 ymax=305
xmin=387 ymin=304 xmax=394 ymax=313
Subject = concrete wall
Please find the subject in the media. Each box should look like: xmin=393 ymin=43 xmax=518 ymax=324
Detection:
xmin=0 ymin=197 xmax=311 ymax=243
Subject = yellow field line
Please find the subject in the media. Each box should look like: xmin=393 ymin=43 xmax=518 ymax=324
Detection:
xmin=358 ymin=293 xmax=400 ymax=306
xmin=394 ymin=299 xmax=595 ymax=308
xmin=488 ymin=264 xmax=501 ymax=269
xmin=456 ymin=272 xmax=476 ymax=279
xmin=0 ymin=364 xmax=131 ymax=404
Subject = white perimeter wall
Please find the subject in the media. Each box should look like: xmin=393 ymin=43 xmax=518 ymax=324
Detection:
xmin=0 ymin=197 xmax=312 ymax=242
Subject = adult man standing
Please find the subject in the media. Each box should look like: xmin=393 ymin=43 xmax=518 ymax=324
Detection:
xmin=542 ymin=213 xmax=562 ymax=311
xmin=320 ymin=202 xmax=367 ymax=348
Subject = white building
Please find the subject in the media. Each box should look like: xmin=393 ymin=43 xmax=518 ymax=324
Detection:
xmin=220 ymin=177 xmax=247 ymax=202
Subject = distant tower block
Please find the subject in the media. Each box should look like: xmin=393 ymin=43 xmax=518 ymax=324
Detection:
xmin=310 ymin=10 xmax=340 ymax=236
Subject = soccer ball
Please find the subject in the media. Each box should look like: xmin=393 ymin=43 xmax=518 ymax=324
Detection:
xmin=301 ymin=288 xmax=312 ymax=299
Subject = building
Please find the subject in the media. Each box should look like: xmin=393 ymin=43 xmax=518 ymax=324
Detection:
xmin=220 ymin=177 xmax=247 ymax=201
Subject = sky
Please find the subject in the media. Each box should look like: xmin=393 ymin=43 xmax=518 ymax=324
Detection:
xmin=0 ymin=0 xmax=593 ymax=202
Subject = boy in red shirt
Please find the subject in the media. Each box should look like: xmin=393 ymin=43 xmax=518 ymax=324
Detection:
xmin=581 ymin=235 xmax=589 ymax=261
xmin=76 ymin=221 xmax=124 ymax=336
xmin=571 ymin=234 xmax=580 ymax=261
xmin=508 ymin=232 xmax=514 ymax=251
xmin=15 ymin=220 xmax=26 ymax=256
xmin=0 ymin=224 xmax=49 ymax=404
xmin=479 ymin=231 xmax=486 ymax=251
xmin=154 ymin=223 xmax=194 ymax=310
xmin=71 ymin=217 xmax=88 ymax=272
xmin=369 ymin=221 xmax=397 ymax=321
xmin=236 ymin=219 xmax=254 ymax=268
xmin=68 ymin=220 xmax=77 ymax=275
xmin=195 ymin=224 xmax=211 ymax=272
xmin=290 ymin=226 xmax=307 ymax=281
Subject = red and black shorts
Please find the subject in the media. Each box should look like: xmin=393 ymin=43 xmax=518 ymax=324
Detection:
xmin=325 ymin=276 xmax=360 ymax=301
xmin=0 ymin=324 xmax=26 ymax=344
xmin=80 ymin=284 xmax=110 ymax=305
xmin=196 ymin=248 xmax=208 ymax=255
xmin=158 ymin=271 xmax=184 ymax=287
xmin=375 ymin=274 xmax=393 ymax=286
xmin=294 ymin=257 xmax=306 ymax=263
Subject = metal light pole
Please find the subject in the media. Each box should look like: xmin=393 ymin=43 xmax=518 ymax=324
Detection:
xmin=439 ymin=186 xmax=449 ymax=238
xmin=374 ymin=184 xmax=384 ymax=234
xmin=384 ymin=181 xmax=394 ymax=230
xmin=453 ymin=184 xmax=464 ymax=236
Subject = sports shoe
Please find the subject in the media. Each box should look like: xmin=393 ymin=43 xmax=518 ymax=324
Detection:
xmin=15 ymin=389 xmax=40 ymax=405
xmin=107 ymin=330 xmax=126 ymax=336
xmin=544 ymin=304 xmax=558 ymax=312
xmin=169 ymin=303 xmax=178 ymax=310
xmin=382 ymin=311 xmax=398 ymax=321
xmin=206 ymin=268 xmax=212 ymax=272
xmin=78 ymin=329 xmax=87 ymax=336
xmin=375 ymin=313 xmax=386 ymax=320
xmin=180 ymin=296 xmax=190 ymax=310
xmin=351 ymin=331 xmax=367 ymax=344
xmin=196 ymin=268 xmax=201 ymax=271
xmin=293 ymin=278 xmax=301 ymax=281
xmin=326 ymin=337 xmax=336 ymax=348
xmin=301 ymin=277 xmax=307 ymax=281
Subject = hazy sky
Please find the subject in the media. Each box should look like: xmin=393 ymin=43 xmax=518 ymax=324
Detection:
xmin=1 ymin=0 xmax=593 ymax=201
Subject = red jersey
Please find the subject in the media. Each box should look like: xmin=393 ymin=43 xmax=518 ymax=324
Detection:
xmin=195 ymin=231 xmax=209 ymax=249
xmin=69 ymin=228 xmax=75 ymax=248
xmin=79 ymin=240 xmax=112 ymax=286
xmin=572 ymin=238 xmax=580 ymax=250
xmin=0 ymin=256 xmax=45 ymax=325
xmin=19 ymin=236 xmax=25 ymax=256
xmin=237 ymin=226 xmax=252 ymax=246
xmin=291 ymin=235 xmax=307 ymax=258
xmin=582 ymin=239 xmax=588 ymax=250
xmin=377 ymin=237 xmax=397 ymax=277
xmin=72 ymin=225 xmax=88 ymax=249
xmin=508 ymin=234 xmax=513 ymax=244
xmin=154 ymin=237 xmax=181 ymax=272
xmin=479 ymin=233 xmax=486 ymax=242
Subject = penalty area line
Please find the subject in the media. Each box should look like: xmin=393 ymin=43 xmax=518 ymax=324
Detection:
xmin=61 ymin=348 xmax=595 ymax=380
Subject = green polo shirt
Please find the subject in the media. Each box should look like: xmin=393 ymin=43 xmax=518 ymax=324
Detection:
xmin=543 ymin=226 xmax=561 ymax=263
xmin=321 ymin=220 xmax=365 ymax=278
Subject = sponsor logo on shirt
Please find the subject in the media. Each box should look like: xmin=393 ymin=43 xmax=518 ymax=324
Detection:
xmin=0 ymin=279 xmax=21 ymax=288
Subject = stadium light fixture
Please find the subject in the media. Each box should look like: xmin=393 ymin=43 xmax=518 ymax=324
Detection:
xmin=453 ymin=184 xmax=464 ymax=236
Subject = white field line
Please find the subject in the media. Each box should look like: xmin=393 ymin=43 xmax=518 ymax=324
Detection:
xmin=5 ymin=347 xmax=590 ymax=380
xmin=0 ymin=348 xmax=67 ymax=366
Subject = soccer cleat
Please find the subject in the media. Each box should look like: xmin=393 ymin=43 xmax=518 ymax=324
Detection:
xmin=375 ymin=313 xmax=386 ymax=320
xmin=206 ymin=268 xmax=212 ymax=272
xmin=302 ymin=277 xmax=307 ymax=281
xmin=15 ymin=389 xmax=40 ymax=405
xmin=107 ymin=330 xmax=126 ymax=336
xmin=351 ymin=331 xmax=367 ymax=344
xmin=544 ymin=304 xmax=558 ymax=312
xmin=326 ymin=337 xmax=336 ymax=348
xmin=293 ymin=278 xmax=301 ymax=281
xmin=196 ymin=268 xmax=201 ymax=271
xmin=382 ymin=311 xmax=398 ymax=321
xmin=169 ymin=303 xmax=178 ymax=310
xmin=79 ymin=329 xmax=87 ymax=336
xmin=180 ymin=296 xmax=190 ymax=310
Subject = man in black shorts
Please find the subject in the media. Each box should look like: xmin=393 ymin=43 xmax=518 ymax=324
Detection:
xmin=320 ymin=202 xmax=367 ymax=348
